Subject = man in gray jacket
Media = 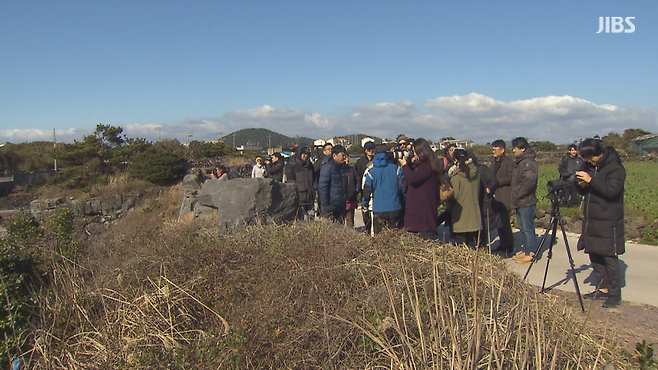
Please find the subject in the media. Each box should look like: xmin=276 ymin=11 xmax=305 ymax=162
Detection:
xmin=509 ymin=137 xmax=539 ymax=264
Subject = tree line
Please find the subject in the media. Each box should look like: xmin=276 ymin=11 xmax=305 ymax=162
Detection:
xmin=1 ymin=125 xmax=651 ymax=189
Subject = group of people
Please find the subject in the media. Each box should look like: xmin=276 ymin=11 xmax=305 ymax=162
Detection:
xmin=213 ymin=135 xmax=626 ymax=309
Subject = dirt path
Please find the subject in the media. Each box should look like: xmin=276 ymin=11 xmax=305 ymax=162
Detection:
xmin=550 ymin=289 xmax=658 ymax=354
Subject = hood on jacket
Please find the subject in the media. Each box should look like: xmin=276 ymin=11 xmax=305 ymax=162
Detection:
xmin=373 ymin=152 xmax=393 ymax=167
xmin=515 ymin=148 xmax=537 ymax=164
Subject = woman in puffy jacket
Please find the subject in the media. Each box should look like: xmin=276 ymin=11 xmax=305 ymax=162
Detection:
xmin=576 ymin=138 xmax=626 ymax=308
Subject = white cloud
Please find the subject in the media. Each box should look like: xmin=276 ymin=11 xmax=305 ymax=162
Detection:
xmin=2 ymin=94 xmax=657 ymax=145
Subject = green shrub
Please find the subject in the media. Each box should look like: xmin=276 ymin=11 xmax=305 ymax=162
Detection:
xmin=0 ymin=212 xmax=47 ymax=362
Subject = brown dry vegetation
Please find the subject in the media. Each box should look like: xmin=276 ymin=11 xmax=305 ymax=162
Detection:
xmin=10 ymin=184 xmax=645 ymax=369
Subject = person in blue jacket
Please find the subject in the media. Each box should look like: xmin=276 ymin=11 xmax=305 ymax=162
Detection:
xmin=318 ymin=145 xmax=349 ymax=223
xmin=362 ymin=146 xmax=407 ymax=234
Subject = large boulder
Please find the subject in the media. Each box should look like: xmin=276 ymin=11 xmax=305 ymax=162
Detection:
xmin=194 ymin=178 xmax=299 ymax=233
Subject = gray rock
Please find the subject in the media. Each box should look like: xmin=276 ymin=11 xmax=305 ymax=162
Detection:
xmin=194 ymin=178 xmax=298 ymax=233
xmin=182 ymin=173 xmax=202 ymax=190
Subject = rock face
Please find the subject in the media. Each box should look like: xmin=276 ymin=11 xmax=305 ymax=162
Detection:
xmin=30 ymin=193 xmax=143 ymax=224
xmin=180 ymin=176 xmax=299 ymax=233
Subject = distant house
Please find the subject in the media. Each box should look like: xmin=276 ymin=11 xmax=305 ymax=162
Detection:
xmin=314 ymin=139 xmax=329 ymax=147
xmin=438 ymin=139 xmax=474 ymax=150
xmin=631 ymin=134 xmax=658 ymax=156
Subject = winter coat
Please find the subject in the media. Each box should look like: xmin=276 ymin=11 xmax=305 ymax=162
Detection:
xmin=287 ymin=155 xmax=315 ymax=206
xmin=354 ymin=155 xmax=372 ymax=195
xmin=362 ymin=153 xmax=406 ymax=213
xmin=491 ymin=154 xmax=514 ymax=211
xmin=577 ymin=147 xmax=626 ymax=256
xmin=319 ymin=157 xmax=349 ymax=208
xmin=251 ymin=164 xmax=266 ymax=178
xmin=477 ymin=163 xmax=502 ymax=231
xmin=558 ymin=154 xmax=584 ymax=183
xmin=266 ymin=160 xmax=285 ymax=182
xmin=402 ymin=161 xmax=440 ymax=233
xmin=448 ymin=162 xmax=482 ymax=233
xmin=510 ymin=148 xmax=538 ymax=209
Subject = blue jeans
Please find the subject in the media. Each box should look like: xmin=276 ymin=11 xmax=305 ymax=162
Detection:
xmin=516 ymin=205 xmax=537 ymax=254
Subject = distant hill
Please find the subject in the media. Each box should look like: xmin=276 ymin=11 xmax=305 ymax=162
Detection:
xmin=221 ymin=128 xmax=314 ymax=148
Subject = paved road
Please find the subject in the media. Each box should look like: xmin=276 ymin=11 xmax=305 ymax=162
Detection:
xmin=353 ymin=210 xmax=658 ymax=307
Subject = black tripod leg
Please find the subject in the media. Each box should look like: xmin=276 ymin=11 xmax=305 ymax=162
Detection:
xmin=523 ymin=218 xmax=553 ymax=280
xmin=559 ymin=217 xmax=585 ymax=312
xmin=540 ymin=218 xmax=560 ymax=293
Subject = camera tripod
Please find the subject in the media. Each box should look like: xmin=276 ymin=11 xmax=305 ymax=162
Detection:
xmin=523 ymin=197 xmax=585 ymax=312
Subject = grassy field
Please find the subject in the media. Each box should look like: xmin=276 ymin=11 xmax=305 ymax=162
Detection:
xmin=537 ymin=161 xmax=658 ymax=243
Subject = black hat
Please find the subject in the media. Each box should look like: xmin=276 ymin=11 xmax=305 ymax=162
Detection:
xmin=364 ymin=142 xmax=376 ymax=150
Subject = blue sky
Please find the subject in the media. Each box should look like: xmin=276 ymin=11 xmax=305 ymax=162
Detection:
xmin=1 ymin=0 xmax=657 ymax=145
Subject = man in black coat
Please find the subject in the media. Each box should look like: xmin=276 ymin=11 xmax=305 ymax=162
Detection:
xmin=287 ymin=146 xmax=316 ymax=220
xmin=558 ymin=144 xmax=584 ymax=207
xmin=576 ymin=138 xmax=626 ymax=308
xmin=490 ymin=139 xmax=515 ymax=257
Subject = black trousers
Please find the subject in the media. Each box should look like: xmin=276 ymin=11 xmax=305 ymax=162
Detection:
xmin=372 ymin=210 xmax=403 ymax=234
xmin=322 ymin=204 xmax=346 ymax=224
xmin=497 ymin=208 xmax=515 ymax=252
xmin=589 ymin=253 xmax=621 ymax=297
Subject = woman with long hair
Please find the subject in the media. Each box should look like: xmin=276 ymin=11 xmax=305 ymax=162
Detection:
xmin=447 ymin=148 xmax=481 ymax=248
xmin=398 ymin=138 xmax=441 ymax=240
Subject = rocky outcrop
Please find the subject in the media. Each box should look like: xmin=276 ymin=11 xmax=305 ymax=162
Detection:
xmin=180 ymin=175 xmax=299 ymax=233
xmin=30 ymin=193 xmax=143 ymax=225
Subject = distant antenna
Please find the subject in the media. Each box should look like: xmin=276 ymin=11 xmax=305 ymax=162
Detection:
xmin=186 ymin=131 xmax=193 ymax=144
xmin=158 ymin=128 xmax=161 ymax=142
xmin=218 ymin=131 xmax=223 ymax=142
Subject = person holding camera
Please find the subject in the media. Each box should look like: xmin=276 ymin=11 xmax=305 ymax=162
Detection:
xmin=362 ymin=145 xmax=407 ymax=234
xmin=398 ymin=138 xmax=441 ymax=240
xmin=558 ymin=144 xmax=584 ymax=208
xmin=576 ymin=138 xmax=626 ymax=308
xmin=265 ymin=152 xmax=285 ymax=182
xmin=447 ymin=148 xmax=481 ymax=248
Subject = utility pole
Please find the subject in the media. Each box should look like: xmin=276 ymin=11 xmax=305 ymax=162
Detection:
xmin=186 ymin=131 xmax=192 ymax=144
xmin=53 ymin=128 xmax=57 ymax=171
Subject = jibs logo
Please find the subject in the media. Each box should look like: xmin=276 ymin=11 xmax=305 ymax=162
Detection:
xmin=597 ymin=17 xmax=635 ymax=33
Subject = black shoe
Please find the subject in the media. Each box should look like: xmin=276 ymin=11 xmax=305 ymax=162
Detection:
xmin=583 ymin=290 xmax=609 ymax=300
xmin=603 ymin=295 xmax=621 ymax=308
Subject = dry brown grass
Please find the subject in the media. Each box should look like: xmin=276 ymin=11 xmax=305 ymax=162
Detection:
xmin=16 ymin=184 xmax=633 ymax=369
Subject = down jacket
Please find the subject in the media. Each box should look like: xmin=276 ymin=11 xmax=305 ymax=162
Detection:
xmin=558 ymin=154 xmax=584 ymax=183
xmin=362 ymin=153 xmax=406 ymax=213
xmin=510 ymin=148 xmax=538 ymax=209
xmin=286 ymin=152 xmax=315 ymax=206
xmin=318 ymin=157 xmax=349 ymax=208
xmin=577 ymin=147 xmax=626 ymax=256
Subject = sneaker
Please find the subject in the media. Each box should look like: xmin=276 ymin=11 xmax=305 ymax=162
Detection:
xmin=602 ymin=295 xmax=621 ymax=308
xmin=512 ymin=252 xmax=526 ymax=261
xmin=583 ymin=290 xmax=609 ymax=300
xmin=516 ymin=252 xmax=537 ymax=264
